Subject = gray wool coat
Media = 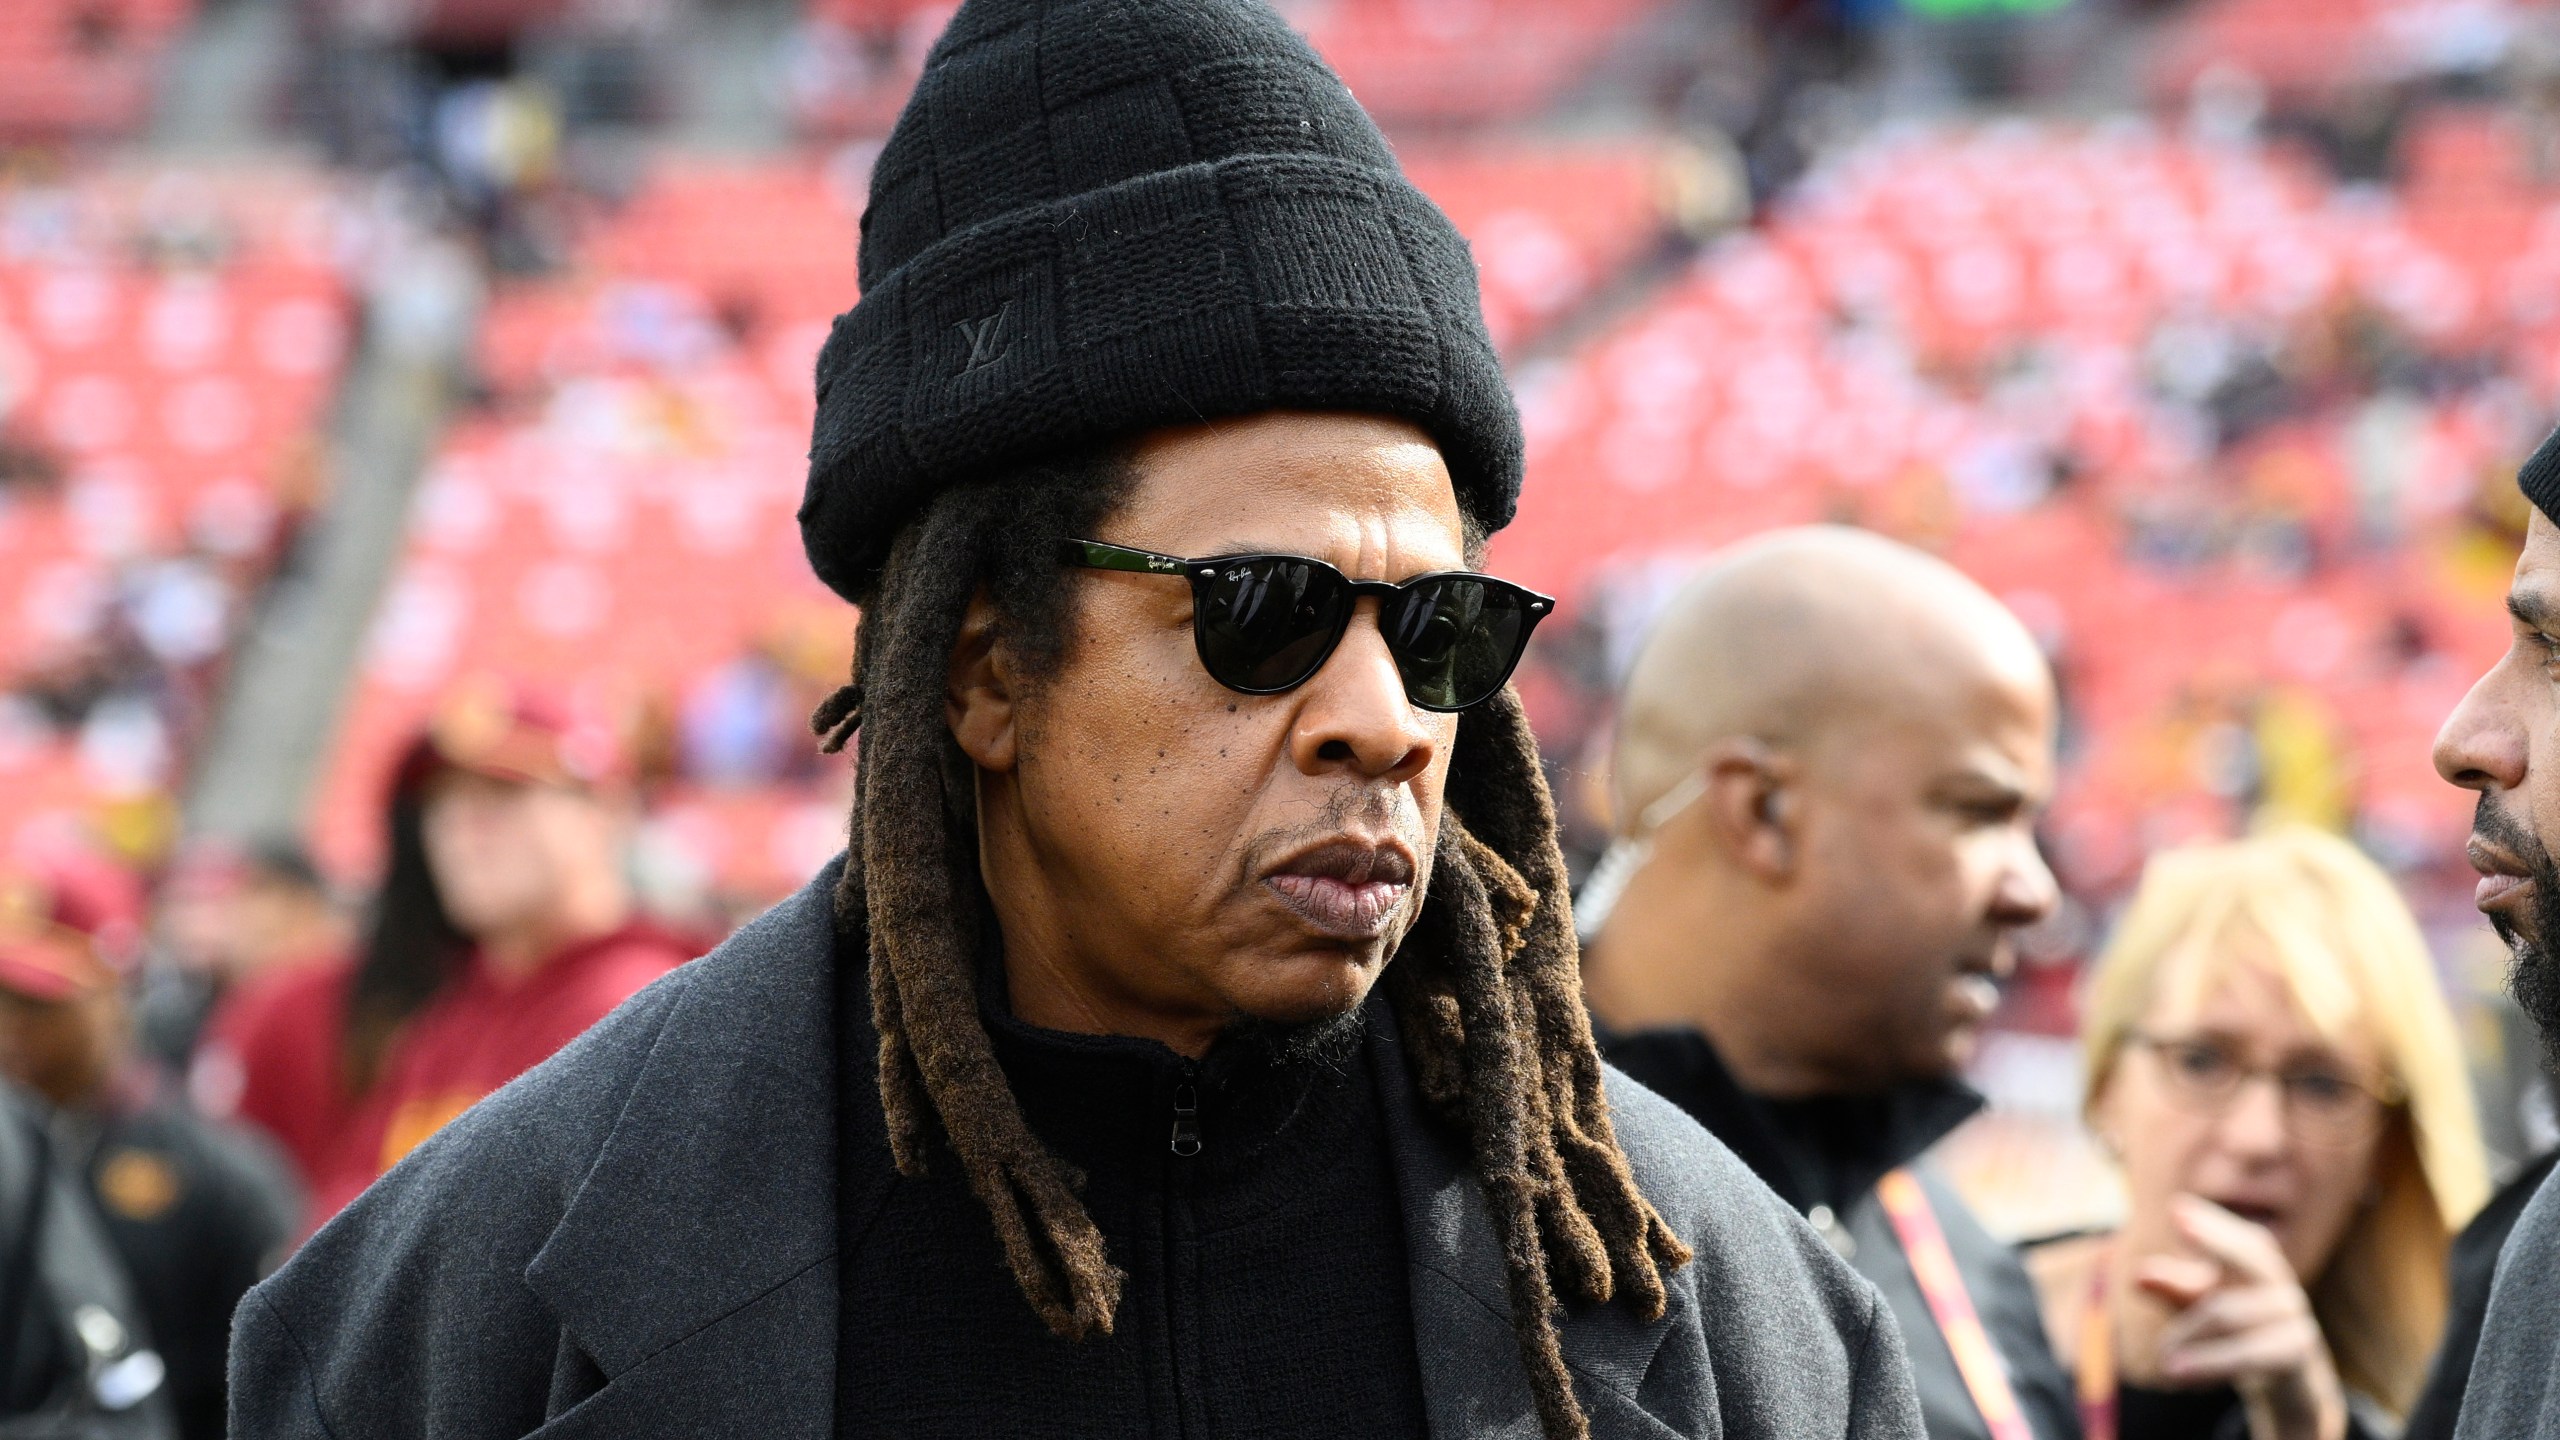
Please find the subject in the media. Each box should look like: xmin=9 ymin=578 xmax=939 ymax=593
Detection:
xmin=228 ymin=857 xmax=1924 ymax=1439
xmin=2453 ymin=1162 xmax=2560 ymax=1439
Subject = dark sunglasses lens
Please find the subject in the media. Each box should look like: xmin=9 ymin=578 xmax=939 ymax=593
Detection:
xmin=1383 ymin=577 xmax=1531 ymax=709
xmin=1195 ymin=558 xmax=1349 ymax=691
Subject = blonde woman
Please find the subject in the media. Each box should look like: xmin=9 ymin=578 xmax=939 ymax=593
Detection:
xmin=2029 ymin=829 xmax=2489 ymax=1440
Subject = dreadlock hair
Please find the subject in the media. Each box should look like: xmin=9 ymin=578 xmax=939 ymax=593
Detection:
xmin=814 ymin=446 xmax=1691 ymax=1440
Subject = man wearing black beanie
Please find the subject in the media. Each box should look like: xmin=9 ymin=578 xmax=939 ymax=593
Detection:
xmin=227 ymin=3 xmax=1924 ymax=1437
xmin=2424 ymin=428 xmax=2560 ymax=1440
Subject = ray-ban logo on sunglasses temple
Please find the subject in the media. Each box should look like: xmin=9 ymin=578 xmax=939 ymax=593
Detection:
xmin=1063 ymin=539 xmax=1554 ymax=712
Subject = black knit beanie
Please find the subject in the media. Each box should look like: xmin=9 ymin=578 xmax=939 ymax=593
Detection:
xmin=796 ymin=0 xmax=1524 ymax=602
xmin=2524 ymin=423 xmax=2560 ymax=527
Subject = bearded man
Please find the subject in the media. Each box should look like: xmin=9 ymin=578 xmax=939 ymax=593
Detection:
xmin=225 ymin=2 xmax=1924 ymax=1438
xmin=2427 ymin=428 xmax=2560 ymax=1440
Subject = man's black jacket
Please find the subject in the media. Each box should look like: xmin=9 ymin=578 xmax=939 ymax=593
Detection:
xmin=1603 ymin=1028 xmax=2081 ymax=1440
xmin=230 ymin=857 xmax=1925 ymax=1439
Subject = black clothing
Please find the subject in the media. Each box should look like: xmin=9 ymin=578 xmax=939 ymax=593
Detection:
xmin=54 ymin=1080 xmax=298 ymax=1440
xmin=233 ymin=856 xmax=1927 ymax=1439
xmin=2404 ymin=1148 xmax=2560 ymax=1440
xmin=0 ymin=1081 xmax=173 ymax=1439
xmin=799 ymin=0 xmax=1523 ymax=600
xmin=1603 ymin=1026 xmax=2081 ymax=1440
xmin=2119 ymin=1382 xmax=2243 ymax=1438
xmin=835 ymin=994 xmax=1427 ymax=1437
xmin=2115 ymin=1382 xmax=2386 ymax=1440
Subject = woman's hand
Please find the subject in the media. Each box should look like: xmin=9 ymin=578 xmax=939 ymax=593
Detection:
xmin=2134 ymin=1195 xmax=2347 ymax=1440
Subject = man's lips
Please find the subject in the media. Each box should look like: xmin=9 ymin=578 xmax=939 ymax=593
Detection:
xmin=1264 ymin=838 xmax=1417 ymax=942
xmin=1950 ymin=973 xmax=2001 ymax=1022
xmin=2469 ymin=836 xmax=2534 ymax=911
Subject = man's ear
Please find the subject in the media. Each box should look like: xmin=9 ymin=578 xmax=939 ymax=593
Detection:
xmin=947 ymin=590 xmax=1019 ymax=773
xmin=1694 ymin=738 xmax=1799 ymax=882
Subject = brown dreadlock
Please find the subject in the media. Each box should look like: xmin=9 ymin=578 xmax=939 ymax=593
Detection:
xmin=816 ymin=449 xmax=1690 ymax=1440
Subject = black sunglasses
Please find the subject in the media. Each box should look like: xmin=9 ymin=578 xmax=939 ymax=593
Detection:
xmin=1062 ymin=539 xmax=1554 ymax=712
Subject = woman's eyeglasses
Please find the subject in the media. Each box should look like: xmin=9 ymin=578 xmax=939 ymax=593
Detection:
xmin=1062 ymin=539 xmax=1555 ymax=713
xmin=2127 ymin=1031 xmax=2404 ymax=1147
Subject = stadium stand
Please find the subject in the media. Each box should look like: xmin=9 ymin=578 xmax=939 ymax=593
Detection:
xmin=309 ymin=154 xmax=859 ymax=906
xmin=1283 ymin=0 xmax=1666 ymax=126
xmin=0 ymin=0 xmax=196 ymax=140
xmin=2152 ymin=0 xmax=2522 ymax=100
xmin=0 ymin=161 xmax=353 ymax=863
xmin=1493 ymin=118 xmax=2539 ymax=905
xmin=1402 ymin=142 xmax=1674 ymax=354
xmin=787 ymin=0 xmax=1672 ymax=137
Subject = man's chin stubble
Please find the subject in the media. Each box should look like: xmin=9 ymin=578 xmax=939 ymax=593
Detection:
xmin=2494 ymin=880 xmax=2560 ymax=1064
xmin=1220 ymin=1003 xmax=1369 ymax=1070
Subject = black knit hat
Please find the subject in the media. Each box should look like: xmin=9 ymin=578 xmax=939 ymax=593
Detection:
xmin=2524 ymin=423 xmax=2560 ymax=527
xmin=796 ymin=0 xmax=1525 ymax=602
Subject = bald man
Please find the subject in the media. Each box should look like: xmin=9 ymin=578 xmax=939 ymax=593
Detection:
xmin=1585 ymin=527 xmax=2077 ymax=1440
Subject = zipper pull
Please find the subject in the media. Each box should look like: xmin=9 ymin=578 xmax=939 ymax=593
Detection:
xmin=1168 ymin=1082 xmax=1201 ymax=1157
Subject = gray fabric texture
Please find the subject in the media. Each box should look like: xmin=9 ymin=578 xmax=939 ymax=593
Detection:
xmin=229 ymin=856 xmax=1923 ymax=1439
xmin=798 ymin=0 xmax=1524 ymax=600
xmin=2452 ymin=1159 xmax=2560 ymax=1439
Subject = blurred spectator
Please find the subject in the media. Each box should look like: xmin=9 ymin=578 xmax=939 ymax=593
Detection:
xmin=2027 ymin=829 xmax=2489 ymax=1439
xmin=298 ymin=680 xmax=689 ymax=1224
xmin=134 ymin=839 xmax=346 ymax=1078
xmin=0 ymin=1078 xmax=173 ymax=1439
xmin=0 ymin=850 xmax=299 ymax=1440
xmin=1583 ymin=527 xmax=2073 ymax=1440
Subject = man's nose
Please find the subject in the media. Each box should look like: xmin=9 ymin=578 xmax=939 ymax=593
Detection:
xmin=2435 ymin=668 xmax=2526 ymax=794
xmin=1287 ymin=603 xmax=1438 ymax=785
xmin=1988 ymin=827 xmax=2059 ymax=931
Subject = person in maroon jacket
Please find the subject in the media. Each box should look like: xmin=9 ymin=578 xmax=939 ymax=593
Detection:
xmin=298 ymin=680 xmax=692 ymax=1224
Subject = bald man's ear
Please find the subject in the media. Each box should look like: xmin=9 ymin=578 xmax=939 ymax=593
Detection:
xmin=947 ymin=589 xmax=1020 ymax=773
xmin=1695 ymin=739 xmax=1799 ymax=883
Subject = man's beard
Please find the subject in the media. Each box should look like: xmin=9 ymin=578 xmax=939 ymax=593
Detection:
xmin=1221 ymin=1003 xmax=1368 ymax=1073
xmin=2478 ymin=794 xmax=2560 ymax=1059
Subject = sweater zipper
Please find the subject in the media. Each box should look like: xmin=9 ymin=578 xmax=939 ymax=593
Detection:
xmin=1169 ymin=1078 xmax=1202 ymax=1158
xmin=1163 ymin=1061 xmax=1204 ymax=1438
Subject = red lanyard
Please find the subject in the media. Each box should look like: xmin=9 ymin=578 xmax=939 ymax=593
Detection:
xmin=1874 ymin=1167 xmax=2039 ymax=1440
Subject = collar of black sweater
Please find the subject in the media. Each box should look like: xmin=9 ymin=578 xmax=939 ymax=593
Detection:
xmin=1600 ymin=1023 xmax=1985 ymax=1216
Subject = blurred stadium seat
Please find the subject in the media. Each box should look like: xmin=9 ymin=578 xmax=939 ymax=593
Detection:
xmin=1492 ymin=119 xmax=2537 ymax=896
xmin=1286 ymin=0 xmax=1666 ymax=126
xmin=0 ymin=0 xmax=195 ymax=140
xmin=0 ymin=162 xmax=351 ymax=860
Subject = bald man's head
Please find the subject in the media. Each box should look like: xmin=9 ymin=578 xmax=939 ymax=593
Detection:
xmin=1589 ymin=526 xmax=2060 ymax=1095
xmin=1613 ymin=526 xmax=2051 ymax=830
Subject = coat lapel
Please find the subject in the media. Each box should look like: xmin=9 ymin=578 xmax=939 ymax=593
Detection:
xmin=1370 ymin=1006 xmax=1696 ymax=1439
xmin=522 ymin=857 xmax=848 ymax=1436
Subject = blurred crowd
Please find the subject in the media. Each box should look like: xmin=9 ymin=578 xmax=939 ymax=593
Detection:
xmin=0 ymin=679 xmax=696 ymax=1434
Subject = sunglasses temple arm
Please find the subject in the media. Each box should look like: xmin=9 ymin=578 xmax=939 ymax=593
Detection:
xmin=1062 ymin=539 xmax=1195 ymax=576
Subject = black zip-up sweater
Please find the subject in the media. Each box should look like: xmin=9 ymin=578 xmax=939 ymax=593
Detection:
xmin=834 ymin=995 xmax=1428 ymax=1438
